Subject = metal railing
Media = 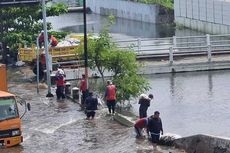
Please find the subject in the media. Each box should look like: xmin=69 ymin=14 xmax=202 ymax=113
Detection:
xmin=114 ymin=34 xmax=230 ymax=64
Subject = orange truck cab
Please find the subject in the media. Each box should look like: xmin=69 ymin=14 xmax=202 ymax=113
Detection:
xmin=0 ymin=64 xmax=30 ymax=148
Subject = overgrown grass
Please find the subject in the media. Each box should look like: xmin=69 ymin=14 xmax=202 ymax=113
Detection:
xmin=133 ymin=0 xmax=174 ymax=10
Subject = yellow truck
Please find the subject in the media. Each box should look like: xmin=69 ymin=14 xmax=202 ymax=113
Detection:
xmin=18 ymin=45 xmax=80 ymax=63
xmin=0 ymin=64 xmax=30 ymax=147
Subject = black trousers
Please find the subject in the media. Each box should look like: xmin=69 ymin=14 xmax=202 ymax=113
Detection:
xmin=56 ymin=86 xmax=65 ymax=100
xmin=107 ymin=100 xmax=116 ymax=114
xmin=139 ymin=108 xmax=147 ymax=118
xmin=134 ymin=126 xmax=142 ymax=137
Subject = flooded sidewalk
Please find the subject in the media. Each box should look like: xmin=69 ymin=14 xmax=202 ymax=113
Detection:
xmin=1 ymin=67 xmax=185 ymax=153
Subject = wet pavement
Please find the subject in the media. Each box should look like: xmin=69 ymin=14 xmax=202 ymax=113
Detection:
xmin=1 ymin=67 xmax=185 ymax=153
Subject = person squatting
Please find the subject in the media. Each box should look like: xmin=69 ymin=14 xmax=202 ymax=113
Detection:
xmin=134 ymin=111 xmax=163 ymax=144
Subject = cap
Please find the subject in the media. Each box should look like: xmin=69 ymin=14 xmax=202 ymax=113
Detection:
xmin=148 ymin=94 xmax=154 ymax=99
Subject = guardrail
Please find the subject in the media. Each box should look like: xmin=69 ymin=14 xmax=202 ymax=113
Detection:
xmin=114 ymin=34 xmax=230 ymax=64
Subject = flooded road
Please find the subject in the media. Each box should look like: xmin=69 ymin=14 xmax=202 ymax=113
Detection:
xmin=1 ymin=68 xmax=184 ymax=153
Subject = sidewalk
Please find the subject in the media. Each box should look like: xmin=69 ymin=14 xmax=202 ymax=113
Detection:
xmin=139 ymin=54 xmax=230 ymax=74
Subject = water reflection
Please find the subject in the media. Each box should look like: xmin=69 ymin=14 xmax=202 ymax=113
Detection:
xmin=169 ymin=71 xmax=215 ymax=103
xmin=133 ymin=70 xmax=230 ymax=137
xmin=208 ymin=71 xmax=213 ymax=96
xmin=48 ymin=13 xmax=204 ymax=39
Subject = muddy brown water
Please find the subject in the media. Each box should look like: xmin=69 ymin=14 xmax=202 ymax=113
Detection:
xmin=1 ymin=67 xmax=185 ymax=153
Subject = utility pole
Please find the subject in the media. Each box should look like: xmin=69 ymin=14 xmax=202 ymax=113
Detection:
xmin=83 ymin=0 xmax=88 ymax=89
xmin=42 ymin=0 xmax=53 ymax=97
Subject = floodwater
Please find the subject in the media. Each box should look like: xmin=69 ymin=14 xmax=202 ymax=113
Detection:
xmin=3 ymin=12 xmax=224 ymax=153
xmin=1 ymin=67 xmax=184 ymax=153
xmin=47 ymin=12 xmax=230 ymax=138
xmin=47 ymin=12 xmax=204 ymax=39
xmin=132 ymin=70 xmax=230 ymax=138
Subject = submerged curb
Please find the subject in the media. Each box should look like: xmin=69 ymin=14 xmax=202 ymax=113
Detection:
xmin=113 ymin=113 xmax=135 ymax=127
xmin=66 ymin=94 xmax=135 ymax=127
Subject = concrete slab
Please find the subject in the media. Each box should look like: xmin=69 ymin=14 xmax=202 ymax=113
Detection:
xmin=174 ymin=134 xmax=230 ymax=153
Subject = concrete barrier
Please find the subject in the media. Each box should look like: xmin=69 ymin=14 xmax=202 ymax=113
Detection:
xmin=174 ymin=134 xmax=230 ymax=153
xmin=87 ymin=0 xmax=158 ymax=23
xmin=113 ymin=113 xmax=135 ymax=127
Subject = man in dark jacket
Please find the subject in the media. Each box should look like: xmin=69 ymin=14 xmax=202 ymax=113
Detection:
xmin=147 ymin=111 xmax=163 ymax=144
xmin=139 ymin=94 xmax=154 ymax=118
xmin=85 ymin=92 xmax=98 ymax=120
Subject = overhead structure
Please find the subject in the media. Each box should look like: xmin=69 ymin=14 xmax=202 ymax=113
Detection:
xmin=0 ymin=0 xmax=40 ymax=6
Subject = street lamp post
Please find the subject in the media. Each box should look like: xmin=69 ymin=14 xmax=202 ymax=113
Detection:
xmin=83 ymin=0 xmax=88 ymax=89
xmin=42 ymin=0 xmax=53 ymax=97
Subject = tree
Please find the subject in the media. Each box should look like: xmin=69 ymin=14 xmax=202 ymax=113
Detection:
xmin=0 ymin=2 xmax=68 ymax=63
xmin=78 ymin=16 xmax=116 ymax=82
xmin=78 ymin=17 xmax=150 ymax=102
xmin=106 ymin=49 xmax=150 ymax=102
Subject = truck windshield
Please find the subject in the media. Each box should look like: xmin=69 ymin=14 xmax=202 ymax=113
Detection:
xmin=0 ymin=97 xmax=18 ymax=121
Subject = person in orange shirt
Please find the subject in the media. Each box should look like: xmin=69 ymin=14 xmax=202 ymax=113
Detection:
xmin=48 ymin=35 xmax=58 ymax=47
xmin=104 ymin=80 xmax=116 ymax=114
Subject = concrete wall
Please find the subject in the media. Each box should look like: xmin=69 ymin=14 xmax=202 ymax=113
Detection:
xmin=174 ymin=134 xmax=230 ymax=153
xmin=174 ymin=0 xmax=230 ymax=34
xmin=86 ymin=0 xmax=159 ymax=23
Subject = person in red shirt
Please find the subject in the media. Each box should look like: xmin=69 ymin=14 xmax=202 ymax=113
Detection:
xmin=134 ymin=117 xmax=149 ymax=138
xmin=55 ymin=68 xmax=65 ymax=100
xmin=104 ymin=80 xmax=116 ymax=114
xmin=38 ymin=31 xmax=45 ymax=48
xmin=80 ymin=74 xmax=87 ymax=106
xmin=38 ymin=31 xmax=58 ymax=48
xmin=40 ymin=52 xmax=46 ymax=69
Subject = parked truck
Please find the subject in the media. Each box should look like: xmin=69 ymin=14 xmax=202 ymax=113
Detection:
xmin=0 ymin=64 xmax=30 ymax=147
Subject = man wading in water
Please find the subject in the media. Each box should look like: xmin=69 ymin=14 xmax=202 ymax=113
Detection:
xmin=147 ymin=111 xmax=163 ymax=149
xmin=104 ymin=80 xmax=116 ymax=115
xmin=85 ymin=92 xmax=98 ymax=120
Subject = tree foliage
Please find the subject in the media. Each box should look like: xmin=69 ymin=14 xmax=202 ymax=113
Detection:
xmin=78 ymin=16 xmax=116 ymax=80
xmin=132 ymin=0 xmax=174 ymax=10
xmin=78 ymin=17 xmax=150 ymax=102
xmin=107 ymin=49 xmax=150 ymax=102
xmin=0 ymin=2 xmax=68 ymax=62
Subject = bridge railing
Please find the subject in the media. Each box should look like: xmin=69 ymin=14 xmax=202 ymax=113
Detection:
xmin=114 ymin=34 xmax=230 ymax=64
